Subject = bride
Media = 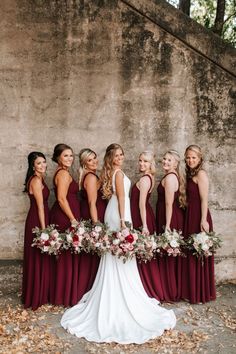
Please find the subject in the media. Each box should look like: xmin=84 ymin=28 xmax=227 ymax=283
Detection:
xmin=61 ymin=143 xmax=176 ymax=344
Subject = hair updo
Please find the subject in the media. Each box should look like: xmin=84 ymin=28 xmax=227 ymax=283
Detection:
xmin=52 ymin=143 xmax=73 ymax=163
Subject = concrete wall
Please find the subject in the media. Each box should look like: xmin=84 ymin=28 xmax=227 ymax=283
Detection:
xmin=0 ymin=0 xmax=235 ymax=281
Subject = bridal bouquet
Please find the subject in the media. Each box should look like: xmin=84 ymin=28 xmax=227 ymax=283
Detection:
xmin=32 ymin=224 xmax=63 ymax=255
xmin=156 ymin=229 xmax=185 ymax=257
xmin=185 ymin=231 xmax=222 ymax=257
xmin=63 ymin=220 xmax=91 ymax=254
xmin=110 ymin=228 xmax=157 ymax=263
xmin=82 ymin=222 xmax=112 ymax=257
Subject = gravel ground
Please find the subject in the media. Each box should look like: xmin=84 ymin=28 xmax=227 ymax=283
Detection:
xmin=0 ymin=260 xmax=235 ymax=353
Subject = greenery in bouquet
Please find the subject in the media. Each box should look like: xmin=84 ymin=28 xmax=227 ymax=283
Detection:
xmin=62 ymin=220 xmax=91 ymax=254
xmin=185 ymin=231 xmax=222 ymax=258
xmin=32 ymin=224 xmax=63 ymax=255
xmin=156 ymin=229 xmax=185 ymax=257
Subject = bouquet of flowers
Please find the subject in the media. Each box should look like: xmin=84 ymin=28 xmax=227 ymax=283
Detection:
xmin=110 ymin=228 xmax=157 ymax=263
xmin=32 ymin=224 xmax=63 ymax=255
xmin=185 ymin=231 xmax=222 ymax=257
xmin=156 ymin=229 xmax=185 ymax=257
xmin=63 ymin=220 xmax=91 ymax=254
xmin=110 ymin=228 xmax=138 ymax=262
xmin=135 ymin=232 xmax=158 ymax=262
xmin=82 ymin=222 xmax=112 ymax=257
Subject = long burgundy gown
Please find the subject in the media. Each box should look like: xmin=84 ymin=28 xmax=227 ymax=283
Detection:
xmin=131 ymin=174 xmax=164 ymax=301
xmin=156 ymin=172 xmax=184 ymax=302
xmin=77 ymin=172 xmax=107 ymax=301
xmin=22 ymin=176 xmax=52 ymax=310
xmin=50 ymin=169 xmax=80 ymax=306
xmin=181 ymin=178 xmax=216 ymax=303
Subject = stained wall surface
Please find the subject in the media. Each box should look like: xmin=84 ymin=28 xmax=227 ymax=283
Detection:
xmin=0 ymin=0 xmax=235 ymax=281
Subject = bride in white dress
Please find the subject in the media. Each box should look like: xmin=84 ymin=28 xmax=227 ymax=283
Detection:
xmin=61 ymin=143 xmax=176 ymax=344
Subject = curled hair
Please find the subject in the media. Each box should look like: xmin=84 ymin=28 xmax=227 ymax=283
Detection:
xmin=24 ymin=151 xmax=46 ymax=192
xmin=100 ymin=143 xmax=124 ymax=199
xmin=78 ymin=148 xmax=97 ymax=190
xmin=165 ymin=149 xmax=186 ymax=208
xmin=185 ymin=145 xmax=203 ymax=178
xmin=139 ymin=151 xmax=156 ymax=175
xmin=52 ymin=143 xmax=73 ymax=164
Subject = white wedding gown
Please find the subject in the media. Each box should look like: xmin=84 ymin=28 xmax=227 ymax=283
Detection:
xmin=61 ymin=170 xmax=176 ymax=344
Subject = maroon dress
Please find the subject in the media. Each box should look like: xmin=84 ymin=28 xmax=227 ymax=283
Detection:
xmin=156 ymin=172 xmax=184 ymax=302
xmin=181 ymin=178 xmax=216 ymax=303
xmin=131 ymin=175 xmax=164 ymax=301
xmin=22 ymin=176 xmax=52 ymax=310
xmin=50 ymin=169 xmax=80 ymax=306
xmin=76 ymin=172 xmax=107 ymax=301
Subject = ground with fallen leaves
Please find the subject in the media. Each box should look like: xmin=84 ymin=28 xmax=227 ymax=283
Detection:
xmin=0 ymin=261 xmax=235 ymax=353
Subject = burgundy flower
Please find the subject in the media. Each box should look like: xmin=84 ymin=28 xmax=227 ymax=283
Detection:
xmin=44 ymin=240 xmax=50 ymax=246
xmin=125 ymin=234 xmax=134 ymax=243
xmin=73 ymin=235 xmax=79 ymax=242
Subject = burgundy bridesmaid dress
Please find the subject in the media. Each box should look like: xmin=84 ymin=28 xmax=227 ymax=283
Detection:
xmin=22 ymin=176 xmax=52 ymax=310
xmin=76 ymin=172 xmax=107 ymax=301
xmin=131 ymin=175 xmax=164 ymax=301
xmin=181 ymin=178 xmax=216 ymax=303
xmin=156 ymin=172 xmax=184 ymax=302
xmin=50 ymin=169 xmax=80 ymax=306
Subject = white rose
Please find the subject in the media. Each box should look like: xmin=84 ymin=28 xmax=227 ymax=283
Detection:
xmin=78 ymin=227 xmax=85 ymax=234
xmin=170 ymin=240 xmax=178 ymax=248
xmin=41 ymin=233 xmax=49 ymax=241
xmin=94 ymin=225 xmax=102 ymax=232
xmin=202 ymin=244 xmax=209 ymax=251
xmin=67 ymin=234 xmax=73 ymax=242
xmin=113 ymin=239 xmax=120 ymax=245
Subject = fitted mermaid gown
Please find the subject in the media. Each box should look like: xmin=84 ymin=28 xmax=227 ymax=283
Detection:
xmin=61 ymin=170 xmax=176 ymax=344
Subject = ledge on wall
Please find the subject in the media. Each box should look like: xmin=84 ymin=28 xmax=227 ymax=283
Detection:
xmin=120 ymin=0 xmax=236 ymax=78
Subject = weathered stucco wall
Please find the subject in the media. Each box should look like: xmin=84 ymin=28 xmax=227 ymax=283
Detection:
xmin=0 ymin=0 xmax=235 ymax=282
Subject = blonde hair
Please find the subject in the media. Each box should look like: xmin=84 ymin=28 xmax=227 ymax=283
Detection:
xmin=165 ymin=149 xmax=186 ymax=208
xmin=100 ymin=143 xmax=124 ymax=200
xmin=139 ymin=151 xmax=156 ymax=175
xmin=185 ymin=145 xmax=203 ymax=178
xmin=78 ymin=148 xmax=97 ymax=190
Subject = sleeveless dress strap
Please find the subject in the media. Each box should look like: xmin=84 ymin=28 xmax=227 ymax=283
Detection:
xmin=82 ymin=172 xmax=98 ymax=189
xmin=141 ymin=174 xmax=153 ymax=193
xmin=53 ymin=168 xmax=68 ymax=186
xmin=161 ymin=172 xmax=179 ymax=187
xmin=27 ymin=175 xmax=43 ymax=194
xmin=112 ymin=169 xmax=124 ymax=193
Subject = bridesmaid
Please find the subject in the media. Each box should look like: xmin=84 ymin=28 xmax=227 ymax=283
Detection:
xmin=50 ymin=144 xmax=80 ymax=306
xmin=22 ymin=151 xmax=51 ymax=310
xmin=182 ymin=145 xmax=216 ymax=303
xmin=76 ymin=148 xmax=107 ymax=300
xmin=131 ymin=151 xmax=164 ymax=301
xmin=156 ymin=150 xmax=185 ymax=302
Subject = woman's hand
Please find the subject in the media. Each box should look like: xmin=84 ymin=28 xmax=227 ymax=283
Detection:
xmin=142 ymin=226 xmax=149 ymax=236
xmin=71 ymin=219 xmax=79 ymax=228
xmin=165 ymin=225 xmax=171 ymax=233
xmin=200 ymin=219 xmax=209 ymax=233
xmin=120 ymin=220 xmax=126 ymax=229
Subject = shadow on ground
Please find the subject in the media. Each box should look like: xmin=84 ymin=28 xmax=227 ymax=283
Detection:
xmin=0 ymin=261 xmax=235 ymax=353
